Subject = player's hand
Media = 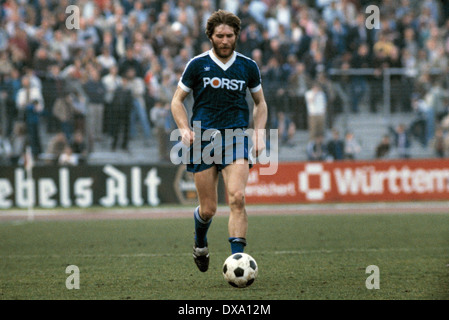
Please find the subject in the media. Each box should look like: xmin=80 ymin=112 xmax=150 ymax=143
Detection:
xmin=252 ymin=129 xmax=266 ymax=158
xmin=181 ymin=128 xmax=195 ymax=146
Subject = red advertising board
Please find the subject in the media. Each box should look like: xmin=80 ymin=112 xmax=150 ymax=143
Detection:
xmin=245 ymin=159 xmax=449 ymax=204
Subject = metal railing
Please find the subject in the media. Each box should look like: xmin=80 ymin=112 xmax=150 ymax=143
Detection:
xmin=328 ymin=67 xmax=445 ymax=131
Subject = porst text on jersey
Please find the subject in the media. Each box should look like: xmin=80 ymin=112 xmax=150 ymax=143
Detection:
xmin=203 ymin=77 xmax=245 ymax=91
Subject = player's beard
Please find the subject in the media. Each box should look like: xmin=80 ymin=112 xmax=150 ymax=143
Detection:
xmin=211 ymin=39 xmax=236 ymax=60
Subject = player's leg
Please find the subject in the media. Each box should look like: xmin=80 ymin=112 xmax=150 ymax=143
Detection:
xmin=192 ymin=166 xmax=219 ymax=272
xmin=222 ymin=160 xmax=250 ymax=254
xmin=194 ymin=166 xmax=218 ymax=247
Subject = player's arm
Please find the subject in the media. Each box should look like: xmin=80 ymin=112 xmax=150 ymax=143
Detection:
xmin=250 ymin=87 xmax=268 ymax=157
xmin=171 ymin=86 xmax=195 ymax=145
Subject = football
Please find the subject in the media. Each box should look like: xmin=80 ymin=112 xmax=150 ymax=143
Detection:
xmin=222 ymin=253 xmax=258 ymax=288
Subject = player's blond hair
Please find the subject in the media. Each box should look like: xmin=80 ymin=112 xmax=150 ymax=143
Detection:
xmin=205 ymin=10 xmax=241 ymax=39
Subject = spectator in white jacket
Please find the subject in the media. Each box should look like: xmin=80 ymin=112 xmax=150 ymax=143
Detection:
xmin=305 ymin=81 xmax=327 ymax=140
xmin=16 ymin=75 xmax=44 ymax=116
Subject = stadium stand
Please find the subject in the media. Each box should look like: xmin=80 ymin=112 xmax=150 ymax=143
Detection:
xmin=0 ymin=0 xmax=448 ymax=166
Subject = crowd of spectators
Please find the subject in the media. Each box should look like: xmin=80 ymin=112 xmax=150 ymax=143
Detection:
xmin=1 ymin=0 xmax=449 ymax=166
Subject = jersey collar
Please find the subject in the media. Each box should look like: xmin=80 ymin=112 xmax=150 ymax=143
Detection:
xmin=209 ymin=49 xmax=236 ymax=71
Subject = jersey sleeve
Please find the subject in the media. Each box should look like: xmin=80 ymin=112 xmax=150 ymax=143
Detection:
xmin=178 ymin=59 xmax=196 ymax=93
xmin=247 ymin=60 xmax=262 ymax=93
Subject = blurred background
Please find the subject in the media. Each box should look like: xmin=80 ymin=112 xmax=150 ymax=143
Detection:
xmin=1 ymin=0 xmax=449 ymax=167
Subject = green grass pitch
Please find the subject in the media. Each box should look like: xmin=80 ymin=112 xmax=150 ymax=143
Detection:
xmin=0 ymin=211 xmax=448 ymax=300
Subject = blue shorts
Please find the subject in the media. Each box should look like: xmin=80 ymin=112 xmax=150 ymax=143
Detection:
xmin=186 ymin=128 xmax=253 ymax=173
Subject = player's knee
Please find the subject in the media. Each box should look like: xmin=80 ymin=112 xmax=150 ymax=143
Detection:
xmin=228 ymin=190 xmax=245 ymax=209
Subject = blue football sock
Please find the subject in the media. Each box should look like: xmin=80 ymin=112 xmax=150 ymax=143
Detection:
xmin=194 ymin=206 xmax=212 ymax=248
xmin=229 ymin=237 xmax=247 ymax=254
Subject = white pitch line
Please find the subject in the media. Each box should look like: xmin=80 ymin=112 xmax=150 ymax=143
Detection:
xmin=2 ymin=246 xmax=445 ymax=260
xmin=2 ymin=201 xmax=449 ymax=216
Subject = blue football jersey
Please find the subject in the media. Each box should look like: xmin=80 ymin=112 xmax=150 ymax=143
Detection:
xmin=178 ymin=50 xmax=262 ymax=130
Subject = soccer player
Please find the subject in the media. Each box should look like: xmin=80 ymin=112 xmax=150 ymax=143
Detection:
xmin=171 ymin=10 xmax=268 ymax=272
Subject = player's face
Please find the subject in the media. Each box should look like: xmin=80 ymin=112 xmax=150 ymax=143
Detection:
xmin=210 ymin=24 xmax=236 ymax=60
